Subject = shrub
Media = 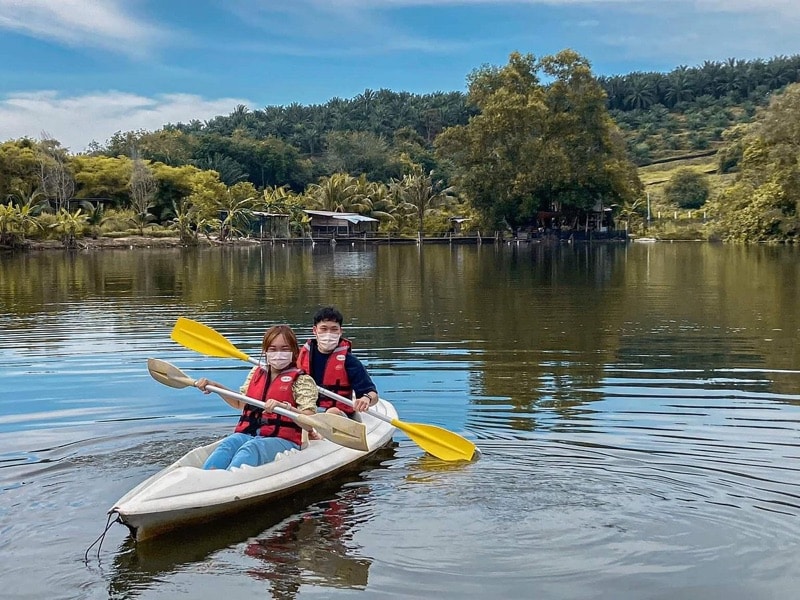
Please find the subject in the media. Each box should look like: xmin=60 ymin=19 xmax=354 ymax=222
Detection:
xmin=664 ymin=169 xmax=710 ymax=209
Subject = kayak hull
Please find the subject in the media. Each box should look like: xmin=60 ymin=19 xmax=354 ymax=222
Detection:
xmin=110 ymin=400 xmax=397 ymax=541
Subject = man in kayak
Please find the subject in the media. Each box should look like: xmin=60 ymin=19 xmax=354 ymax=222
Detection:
xmin=297 ymin=306 xmax=379 ymax=418
xmin=196 ymin=324 xmax=318 ymax=469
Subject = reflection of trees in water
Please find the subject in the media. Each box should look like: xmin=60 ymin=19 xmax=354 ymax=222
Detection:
xmin=245 ymin=487 xmax=373 ymax=600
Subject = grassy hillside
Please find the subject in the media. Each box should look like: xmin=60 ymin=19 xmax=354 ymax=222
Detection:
xmin=633 ymin=152 xmax=736 ymax=240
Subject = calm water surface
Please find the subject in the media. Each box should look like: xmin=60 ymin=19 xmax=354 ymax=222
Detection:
xmin=1 ymin=242 xmax=799 ymax=599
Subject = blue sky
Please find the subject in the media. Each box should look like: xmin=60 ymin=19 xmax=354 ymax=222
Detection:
xmin=1 ymin=0 xmax=798 ymax=152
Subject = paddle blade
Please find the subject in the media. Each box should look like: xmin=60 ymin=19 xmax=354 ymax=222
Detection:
xmin=171 ymin=317 xmax=254 ymax=363
xmin=391 ymin=419 xmax=476 ymax=462
xmin=295 ymin=413 xmax=369 ymax=452
xmin=147 ymin=358 xmax=196 ymax=389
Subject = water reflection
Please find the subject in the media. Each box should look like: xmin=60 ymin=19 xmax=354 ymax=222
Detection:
xmin=108 ymin=494 xmax=306 ymax=599
xmin=245 ymin=489 xmax=373 ymax=599
xmin=106 ymin=448 xmax=393 ymax=599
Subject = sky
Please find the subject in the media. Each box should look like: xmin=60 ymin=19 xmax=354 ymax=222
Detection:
xmin=0 ymin=0 xmax=798 ymax=153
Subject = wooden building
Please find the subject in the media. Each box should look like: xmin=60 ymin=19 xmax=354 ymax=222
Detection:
xmin=304 ymin=210 xmax=379 ymax=237
xmin=250 ymin=211 xmax=291 ymax=238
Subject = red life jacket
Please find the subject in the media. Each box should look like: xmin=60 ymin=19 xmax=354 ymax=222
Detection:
xmin=297 ymin=338 xmax=354 ymax=415
xmin=234 ymin=367 xmax=304 ymax=446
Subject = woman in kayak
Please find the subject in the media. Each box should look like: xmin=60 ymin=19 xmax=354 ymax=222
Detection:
xmin=195 ymin=324 xmax=318 ymax=469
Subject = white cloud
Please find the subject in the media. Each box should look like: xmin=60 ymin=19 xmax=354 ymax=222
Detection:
xmin=0 ymin=0 xmax=167 ymax=57
xmin=0 ymin=91 xmax=253 ymax=152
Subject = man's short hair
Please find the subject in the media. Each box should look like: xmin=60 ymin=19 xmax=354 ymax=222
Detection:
xmin=313 ymin=305 xmax=343 ymax=325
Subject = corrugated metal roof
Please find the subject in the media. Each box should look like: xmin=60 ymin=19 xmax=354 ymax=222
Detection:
xmin=251 ymin=211 xmax=289 ymax=217
xmin=303 ymin=210 xmax=378 ymax=223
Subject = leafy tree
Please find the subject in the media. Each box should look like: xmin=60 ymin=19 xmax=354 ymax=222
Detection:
xmin=72 ymin=155 xmax=132 ymax=207
xmin=150 ymin=163 xmax=217 ymax=220
xmin=707 ymin=83 xmax=800 ymax=242
xmin=79 ymin=200 xmax=108 ymax=238
xmin=184 ymin=170 xmax=227 ymax=217
xmin=436 ymin=50 xmax=641 ymax=229
xmin=323 ymin=131 xmax=402 ymax=181
xmin=0 ymin=139 xmax=41 ymax=200
xmin=664 ymin=168 xmax=710 ymax=209
xmin=136 ymin=129 xmax=198 ymax=166
xmin=258 ymin=185 xmax=311 ymax=236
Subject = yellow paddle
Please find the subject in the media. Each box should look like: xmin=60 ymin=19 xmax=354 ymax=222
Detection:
xmin=147 ymin=358 xmax=368 ymax=452
xmin=171 ymin=317 xmax=477 ymax=462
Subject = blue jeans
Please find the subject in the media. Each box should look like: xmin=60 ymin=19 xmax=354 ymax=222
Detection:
xmin=202 ymin=432 xmax=299 ymax=470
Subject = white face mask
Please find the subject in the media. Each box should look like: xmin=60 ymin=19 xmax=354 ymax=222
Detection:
xmin=266 ymin=351 xmax=293 ymax=370
xmin=316 ymin=332 xmax=341 ymax=353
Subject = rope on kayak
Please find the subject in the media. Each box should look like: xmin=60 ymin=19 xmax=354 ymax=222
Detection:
xmin=83 ymin=511 xmax=119 ymax=563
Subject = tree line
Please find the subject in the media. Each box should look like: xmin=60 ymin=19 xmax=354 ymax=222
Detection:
xmin=2 ymin=50 xmax=799 ymax=248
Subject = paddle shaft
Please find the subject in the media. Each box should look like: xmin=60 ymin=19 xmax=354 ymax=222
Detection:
xmin=204 ymin=383 xmax=310 ymax=427
xmin=316 ymin=387 xmax=392 ymax=423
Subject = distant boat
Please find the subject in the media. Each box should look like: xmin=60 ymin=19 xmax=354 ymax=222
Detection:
xmin=633 ymin=237 xmax=657 ymax=243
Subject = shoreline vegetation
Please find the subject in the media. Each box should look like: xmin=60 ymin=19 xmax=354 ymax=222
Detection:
xmin=3 ymin=50 xmax=799 ymax=250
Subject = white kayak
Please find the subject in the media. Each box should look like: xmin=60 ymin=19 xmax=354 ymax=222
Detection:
xmin=110 ymin=399 xmax=397 ymax=541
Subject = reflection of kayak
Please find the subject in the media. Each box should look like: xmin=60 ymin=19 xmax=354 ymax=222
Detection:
xmin=110 ymin=400 xmax=397 ymax=542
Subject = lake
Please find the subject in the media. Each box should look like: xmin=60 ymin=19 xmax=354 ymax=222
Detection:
xmin=1 ymin=241 xmax=799 ymax=599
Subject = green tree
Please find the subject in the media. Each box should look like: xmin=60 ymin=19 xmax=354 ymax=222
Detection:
xmin=167 ymin=199 xmax=200 ymax=244
xmin=0 ymin=201 xmax=24 ymax=247
xmin=184 ymin=170 xmax=229 ymax=228
xmin=0 ymin=139 xmax=41 ymax=200
xmin=664 ymin=169 xmax=710 ymax=209
xmin=436 ymin=50 xmax=641 ymax=230
xmin=72 ymin=155 xmax=132 ymax=207
xmin=393 ymin=164 xmax=456 ymax=234
xmin=323 ymin=131 xmax=402 ymax=182
xmin=0 ymin=186 xmax=46 ymax=246
xmin=217 ymin=181 xmax=257 ymax=241
xmin=150 ymin=163 xmax=208 ymax=220
xmin=707 ymin=83 xmax=800 ymax=242
xmin=49 ymin=207 xmax=88 ymax=248
xmin=305 ymin=173 xmax=359 ymax=212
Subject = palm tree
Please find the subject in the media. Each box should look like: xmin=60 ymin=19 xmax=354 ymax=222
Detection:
xmin=1 ymin=187 xmax=46 ymax=246
xmin=305 ymin=173 xmax=359 ymax=212
xmin=79 ymin=200 xmax=108 ymax=238
xmin=49 ymin=207 xmax=88 ymax=248
xmin=215 ymin=190 xmax=254 ymax=241
xmin=394 ymin=165 xmax=456 ymax=234
xmin=663 ymin=70 xmax=695 ymax=107
xmin=167 ymin=199 xmax=202 ymax=245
